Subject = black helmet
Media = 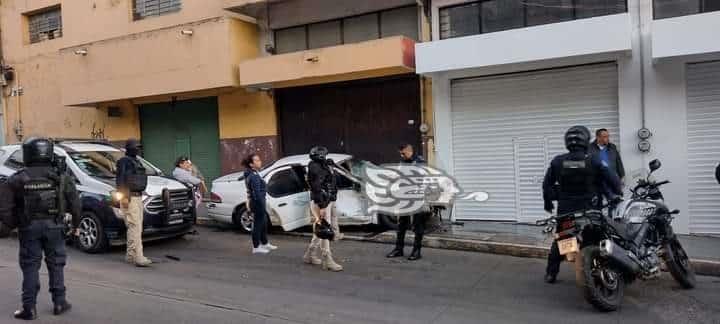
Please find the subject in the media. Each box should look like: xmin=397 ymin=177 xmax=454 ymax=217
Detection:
xmin=314 ymin=219 xmax=335 ymax=240
xmin=22 ymin=137 xmax=54 ymax=166
xmin=564 ymin=126 xmax=591 ymax=151
xmin=125 ymin=139 xmax=140 ymax=157
xmin=309 ymin=146 xmax=329 ymax=162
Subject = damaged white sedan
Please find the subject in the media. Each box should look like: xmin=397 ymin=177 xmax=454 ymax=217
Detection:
xmin=206 ymin=154 xmax=400 ymax=232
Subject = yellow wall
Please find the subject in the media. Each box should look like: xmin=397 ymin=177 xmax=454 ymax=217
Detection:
xmin=218 ymin=89 xmax=277 ymax=139
xmin=0 ymin=0 xmax=259 ymax=144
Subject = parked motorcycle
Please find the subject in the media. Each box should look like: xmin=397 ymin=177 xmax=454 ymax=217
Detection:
xmin=538 ymin=159 xmax=695 ymax=312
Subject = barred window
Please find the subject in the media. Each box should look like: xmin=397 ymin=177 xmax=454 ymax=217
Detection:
xmin=28 ymin=8 xmax=62 ymax=44
xmin=134 ymin=0 xmax=182 ymax=20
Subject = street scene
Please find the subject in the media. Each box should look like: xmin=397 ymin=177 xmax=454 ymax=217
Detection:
xmin=1 ymin=0 xmax=720 ymax=323
xmin=0 ymin=229 xmax=718 ymax=324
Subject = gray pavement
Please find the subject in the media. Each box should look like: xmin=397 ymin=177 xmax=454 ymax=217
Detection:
xmin=0 ymin=228 xmax=718 ymax=324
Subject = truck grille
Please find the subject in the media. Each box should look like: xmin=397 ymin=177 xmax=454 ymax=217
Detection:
xmin=144 ymin=189 xmax=192 ymax=215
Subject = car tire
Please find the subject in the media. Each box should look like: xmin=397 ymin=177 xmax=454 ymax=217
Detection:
xmin=232 ymin=205 xmax=253 ymax=234
xmin=0 ymin=223 xmax=11 ymax=238
xmin=378 ymin=214 xmax=399 ymax=231
xmin=74 ymin=211 xmax=108 ymax=253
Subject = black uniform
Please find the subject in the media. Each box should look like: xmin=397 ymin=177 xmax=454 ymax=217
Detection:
xmin=387 ymin=155 xmax=430 ymax=261
xmin=541 ymin=127 xmax=622 ymax=283
xmin=0 ymin=138 xmax=81 ymax=320
xmin=307 ymin=159 xmax=338 ymax=209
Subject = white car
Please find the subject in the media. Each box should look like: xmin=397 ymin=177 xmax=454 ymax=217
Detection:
xmin=206 ymin=154 xmax=398 ymax=232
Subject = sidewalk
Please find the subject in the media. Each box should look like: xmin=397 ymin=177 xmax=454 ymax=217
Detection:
xmin=286 ymin=221 xmax=720 ymax=277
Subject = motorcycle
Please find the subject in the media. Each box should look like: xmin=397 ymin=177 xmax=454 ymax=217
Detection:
xmin=538 ymin=159 xmax=696 ymax=312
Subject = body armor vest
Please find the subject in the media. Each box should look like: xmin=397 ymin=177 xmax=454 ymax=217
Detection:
xmin=558 ymin=154 xmax=597 ymax=202
xmin=23 ymin=175 xmax=60 ymax=220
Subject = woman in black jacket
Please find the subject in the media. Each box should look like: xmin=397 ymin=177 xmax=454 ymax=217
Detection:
xmin=302 ymin=147 xmax=343 ymax=271
xmin=243 ymin=154 xmax=277 ymax=254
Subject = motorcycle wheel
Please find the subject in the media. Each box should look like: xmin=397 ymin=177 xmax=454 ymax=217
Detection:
xmin=663 ymin=238 xmax=696 ymax=289
xmin=575 ymin=246 xmax=625 ymax=312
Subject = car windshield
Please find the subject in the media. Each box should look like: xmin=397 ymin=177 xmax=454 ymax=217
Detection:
xmin=67 ymin=151 xmax=161 ymax=179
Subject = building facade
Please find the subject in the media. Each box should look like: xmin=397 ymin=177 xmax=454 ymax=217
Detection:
xmin=225 ymin=0 xmax=435 ymax=164
xmin=0 ymin=0 xmax=275 ymax=184
xmin=416 ymin=0 xmax=720 ymax=235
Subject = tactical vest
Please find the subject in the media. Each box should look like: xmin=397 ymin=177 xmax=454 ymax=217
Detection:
xmin=22 ymin=174 xmax=61 ymax=220
xmin=558 ymin=154 xmax=597 ymax=202
xmin=126 ymin=158 xmax=148 ymax=193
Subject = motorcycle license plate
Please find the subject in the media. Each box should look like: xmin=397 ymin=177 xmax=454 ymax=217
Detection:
xmin=558 ymin=237 xmax=579 ymax=255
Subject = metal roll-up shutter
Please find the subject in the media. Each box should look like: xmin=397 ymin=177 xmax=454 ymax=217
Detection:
xmin=451 ymin=63 xmax=619 ymax=222
xmin=687 ymin=61 xmax=720 ymax=234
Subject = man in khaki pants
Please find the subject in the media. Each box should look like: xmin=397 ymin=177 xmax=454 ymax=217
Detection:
xmin=116 ymin=139 xmax=152 ymax=267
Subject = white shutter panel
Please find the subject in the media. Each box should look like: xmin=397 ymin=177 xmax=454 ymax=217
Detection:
xmin=451 ymin=63 xmax=619 ymax=222
xmin=687 ymin=61 xmax=720 ymax=234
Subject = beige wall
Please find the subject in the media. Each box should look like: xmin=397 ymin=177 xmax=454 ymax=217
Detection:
xmin=0 ymin=0 xmax=261 ymax=143
xmin=218 ymin=89 xmax=276 ymax=139
xmin=239 ymin=36 xmax=416 ymax=88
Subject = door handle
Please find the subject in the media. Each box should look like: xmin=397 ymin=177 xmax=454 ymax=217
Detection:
xmin=278 ymin=203 xmax=287 ymax=207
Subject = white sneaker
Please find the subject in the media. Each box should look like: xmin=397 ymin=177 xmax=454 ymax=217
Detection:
xmin=252 ymin=247 xmax=270 ymax=254
xmin=261 ymin=243 xmax=278 ymax=250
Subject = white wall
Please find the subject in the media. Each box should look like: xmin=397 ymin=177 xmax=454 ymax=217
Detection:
xmin=416 ymin=13 xmax=632 ymax=74
xmin=424 ymin=0 xmax=715 ymax=233
xmin=652 ymin=11 xmax=720 ymax=61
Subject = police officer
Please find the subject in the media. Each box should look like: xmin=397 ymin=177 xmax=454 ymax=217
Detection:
xmin=0 ymin=138 xmax=81 ymax=320
xmin=542 ymin=126 xmax=622 ymax=284
xmin=116 ymin=139 xmax=152 ymax=267
xmin=386 ymin=144 xmax=430 ymax=261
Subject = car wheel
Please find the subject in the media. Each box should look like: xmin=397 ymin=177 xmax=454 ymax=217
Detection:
xmin=75 ymin=211 xmax=108 ymax=253
xmin=232 ymin=206 xmax=253 ymax=234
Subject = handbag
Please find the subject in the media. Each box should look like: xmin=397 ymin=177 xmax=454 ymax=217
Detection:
xmin=314 ymin=219 xmax=335 ymax=240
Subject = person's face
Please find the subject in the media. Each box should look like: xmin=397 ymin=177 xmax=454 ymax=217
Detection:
xmin=399 ymin=146 xmax=414 ymax=160
xmin=597 ymin=131 xmax=610 ymax=146
xmin=180 ymin=161 xmax=192 ymax=171
xmin=251 ymin=156 xmax=262 ymax=170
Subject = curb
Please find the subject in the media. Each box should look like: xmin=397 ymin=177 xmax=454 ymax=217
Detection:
xmin=282 ymin=231 xmax=720 ymax=277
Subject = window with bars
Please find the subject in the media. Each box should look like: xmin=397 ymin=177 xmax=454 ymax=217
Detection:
xmin=273 ymin=6 xmax=419 ymax=55
xmin=134 ymin=0 xmax=182 ymax=20
xmin=28 ymin=7 xmax=62 ymax=44
xmin=439 ymin=0 xmax=627 ymax=40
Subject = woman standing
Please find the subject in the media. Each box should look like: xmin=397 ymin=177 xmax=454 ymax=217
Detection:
xmin=303 ymin=146 xmax=343 ymax=271
xmin=243 ymin=154 xmax=277 ymax=254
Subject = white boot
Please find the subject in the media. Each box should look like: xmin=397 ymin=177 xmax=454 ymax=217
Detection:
xmin=303 ymin=236 xmax=322 ymax=265
xmin=321 ymin=240 xmax=343 ymax=272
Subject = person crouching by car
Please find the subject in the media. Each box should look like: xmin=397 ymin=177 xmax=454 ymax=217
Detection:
xmin=243 ymin=154 xmax=277 ymax=254
xmin=303 ymin=146 xmax=343 ymax=272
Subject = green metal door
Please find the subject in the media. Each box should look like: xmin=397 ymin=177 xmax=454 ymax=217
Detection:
xmin=140 ymin=97 xmax=221 ymax=186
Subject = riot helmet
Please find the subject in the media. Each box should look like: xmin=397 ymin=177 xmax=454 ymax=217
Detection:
xmin=309 ymin=146 xmax=329 ymax=162
xmin=564 ymin=126 xmax=591 ymax=152
xmin=125 ymin=139 xmax=140 ymax=157
xmin=22 ymin=137 xmax=54 ymax=166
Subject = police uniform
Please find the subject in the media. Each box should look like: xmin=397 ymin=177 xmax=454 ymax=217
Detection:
xmin=541 ymin=126 xmax=622 ymax=284
xmin=0 ymin=138 xmax=81 ymax=320
xmin=386 ymin=154 xmax=430 ymax=261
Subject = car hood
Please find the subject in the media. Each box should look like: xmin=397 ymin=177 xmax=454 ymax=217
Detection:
xmin=91 ymin=176 xmax=188 ymax=196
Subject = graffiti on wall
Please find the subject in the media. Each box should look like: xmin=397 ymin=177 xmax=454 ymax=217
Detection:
xmin=90 ymin=123 xmax=106 ymax=140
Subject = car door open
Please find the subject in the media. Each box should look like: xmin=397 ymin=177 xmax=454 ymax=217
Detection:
xmin=265 ymin=165 xmax=311 ymax=231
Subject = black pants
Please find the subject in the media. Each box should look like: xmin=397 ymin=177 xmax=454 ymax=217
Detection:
xmin=395 ymin=213 xmax=429 ymax=251
xmin=546 ymin=240 xmax=563 ymax=276
xmin=250 ymin=200 xmax=269 ymax=248
xmin=18 ymin=219 xmax=67 ymax=307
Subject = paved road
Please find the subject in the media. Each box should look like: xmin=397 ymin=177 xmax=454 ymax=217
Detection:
xmin=0 ymin=228 xmax=718 ymax=324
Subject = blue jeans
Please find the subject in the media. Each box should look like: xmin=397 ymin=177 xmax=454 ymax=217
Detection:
xmin=250 ymin=200 xmax=269 ymax=248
